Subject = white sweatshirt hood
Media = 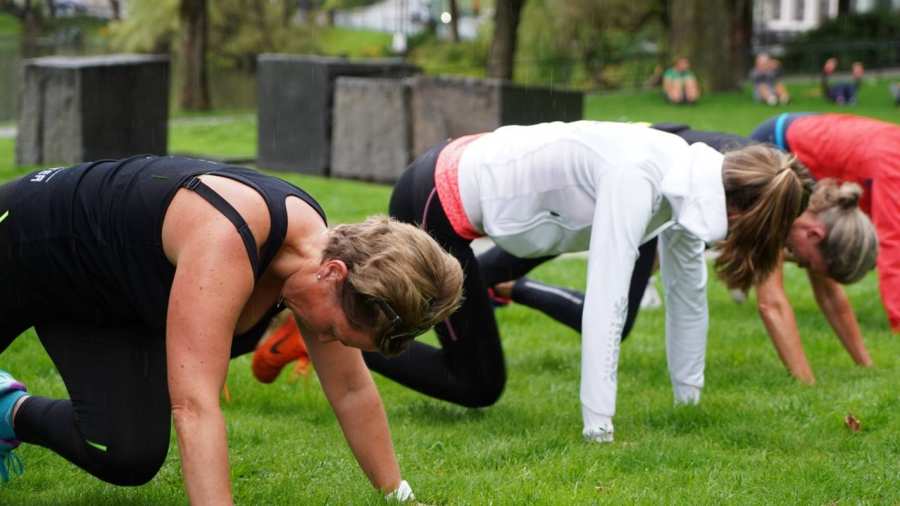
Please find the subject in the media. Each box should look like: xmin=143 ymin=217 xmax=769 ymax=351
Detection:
xmin=659 ymin=142 xmax=727 ymax=244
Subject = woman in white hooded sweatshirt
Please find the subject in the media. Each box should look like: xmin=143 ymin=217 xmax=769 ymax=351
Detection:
xmin=363 ymin=121 xmax=812 ymax=442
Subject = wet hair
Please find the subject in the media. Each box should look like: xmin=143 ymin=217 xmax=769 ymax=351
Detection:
xmin=322 ymin=215 xmax=463 ymax=355
xmin=715 ymin=144 xmax=814 ymax=290
xmin=808 ymin=179 xmax=877 ymax=283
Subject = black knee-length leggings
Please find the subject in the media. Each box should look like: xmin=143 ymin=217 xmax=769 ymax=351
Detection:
xmin=0 ymin=178 xmax=267 ymax=486
xmin=482 ymin=239 xmax=658 ymax=337
xmin=362 ymin=142 xmax=656 ymax=408
xmin=1 ymin=322 xmax=266 ymax=487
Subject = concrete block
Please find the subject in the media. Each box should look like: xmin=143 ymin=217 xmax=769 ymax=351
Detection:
xmin=256 ymin=54 xmax=420 ymax=175
xmin=331 ymin=77 xmax=411 ymax=183
xmin=408 ymin=75 xmax=583 ymax=155
xmin=16 ymin=54 xmax=170 ymax=166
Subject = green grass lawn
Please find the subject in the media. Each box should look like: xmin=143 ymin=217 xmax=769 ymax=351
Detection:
xmin=1 ymin=84 xmax=899 ymax=504
xmin=0 ymin=13 xmax=20 ymax=36
xmin=317 ymin=27 xmax=393 ymax=59
xmin=168 ymin=113 xmax=257 ymax=160
xmin=585 ymin=77 xmax=900 ymax=135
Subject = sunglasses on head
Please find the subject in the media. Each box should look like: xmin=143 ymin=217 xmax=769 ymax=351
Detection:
xmin=370 ymin=297 xmax=429 ymax=343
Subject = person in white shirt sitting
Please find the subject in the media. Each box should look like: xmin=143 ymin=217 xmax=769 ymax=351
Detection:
xmin=362 ymin=121 xmax=813 ymax=443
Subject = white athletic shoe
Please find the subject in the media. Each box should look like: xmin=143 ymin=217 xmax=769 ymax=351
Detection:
xmin=583 ymin=427 xmax=614 ymax=444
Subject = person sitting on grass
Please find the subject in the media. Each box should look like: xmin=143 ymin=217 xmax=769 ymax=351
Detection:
xmin=752 ymin=53 xmax=790 ymax=105
xmin=821 ymin=57 xmax=864 ymax=105
xmin=338 ymin=121 xmax=812 ymax=444
xmin=663 ymin=57 xmax=701 ymax=104
xmin=0 ymin=155 xmax=463 ymax=503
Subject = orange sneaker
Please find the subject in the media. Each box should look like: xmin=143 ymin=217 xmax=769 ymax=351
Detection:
xmin=252 ymin=313 xmax=310 ymax=383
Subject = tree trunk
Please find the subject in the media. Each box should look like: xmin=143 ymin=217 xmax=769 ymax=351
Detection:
xmin=282 ymin=0 xmax=296 ymax=27
xmin=21 ymin=0 xmax=42 ymax=57
xmin=179 ymin=0 xmax=211 ymax=110
xmin=669 ymin=0 xmax=751 ymax=92
xmin=44 ymin=0 xmax=55 ymax=18
xmin=837 ymin=0 xmax=851 ymax=15
xmin=728 ymin=0 xmax=752 ymax=87
xmin=252 ymin=0 xmax=274 ymax=50
xmin=1 ymin=0 xmax=43 ymax=56
xmin=109 ymin=0 xmax=121 ymax=20
xmin=487 ymin=0 xmax=526 ymax=80
xmin=448 ymin=0 xmax=460 ymax=42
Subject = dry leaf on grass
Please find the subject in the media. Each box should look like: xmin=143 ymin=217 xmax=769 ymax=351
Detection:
xmin=844 ymin=413 xmax=861 ymax=432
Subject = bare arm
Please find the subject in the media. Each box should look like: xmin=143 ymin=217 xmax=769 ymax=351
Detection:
xmin=165 ymin=207 xmax=256 ymax=505
xmin=755 ymin=261 xmax=816 ymax=384
xmin=303 ymin=332 xmax=402 ymax=493
xmin=807 ymin=270 xmax=872 ymax=367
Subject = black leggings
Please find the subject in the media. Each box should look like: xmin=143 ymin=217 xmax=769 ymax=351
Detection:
xmin=1 ymin=177 xmax=268 ymax=485
xmin=362 ymin=143 xmax=655 ymax=408
xmin=492 ymin=237 xmax=658 ymax=337
xmin=363 ymin=142 xmax=513 ymax=407
xmin=2 ymin=321 xmax=267 ymax=486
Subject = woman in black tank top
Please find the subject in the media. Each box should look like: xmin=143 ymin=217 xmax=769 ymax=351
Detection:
xmin=0 ymin=155 xmax=463 ymax=503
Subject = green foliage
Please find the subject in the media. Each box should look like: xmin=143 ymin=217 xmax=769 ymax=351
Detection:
xmin=107 ymin=0 xmax=321 ymax=70
xmin=0 ymin=12 xmax=21 ymax=35
xmin=784 ymin=10 xmax=900 ymax=73
xmin=516 ymin=0 xmax=664 ymax=90
xmin=321 ymin=0 xmax=382 ymax=9
xmin=316 ymin=27 xmax=392 ymax=59
xmin=407 ymin=30 xmax=490 ymax=77
xmin=209 ymin=0 xmax=319 ymax=70
xmin=106 ymin=0 xmax=179 ymax=53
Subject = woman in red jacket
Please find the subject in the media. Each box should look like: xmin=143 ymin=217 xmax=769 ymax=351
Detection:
xmin=751 ymin=113 xmax=900 ymax=338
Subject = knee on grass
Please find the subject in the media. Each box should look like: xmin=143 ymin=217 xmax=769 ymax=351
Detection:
xmin=87 ymin=437 xmax=169 ymax=486
xmin=457 ymin=373 xmax=506 ymax=408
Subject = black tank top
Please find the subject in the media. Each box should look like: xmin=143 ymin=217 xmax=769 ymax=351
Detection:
xmin=6 ymin=155 xmax=326 ymax=330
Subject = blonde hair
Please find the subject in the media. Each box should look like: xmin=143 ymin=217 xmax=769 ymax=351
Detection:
xmin=715 ymin=144 xmax=814 ymax=290
xmin=322 ymin=215 xmax=463 ymax=355
xmin=808 ymin=179 xmax=877 ymax=283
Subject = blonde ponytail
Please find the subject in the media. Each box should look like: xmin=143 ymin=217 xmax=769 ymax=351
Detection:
xmin=715 ymin=145 xmax=814 ymax=290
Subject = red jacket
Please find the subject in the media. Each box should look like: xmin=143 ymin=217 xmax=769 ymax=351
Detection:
xmin=787 ymin=113 xmax=900 ymax=331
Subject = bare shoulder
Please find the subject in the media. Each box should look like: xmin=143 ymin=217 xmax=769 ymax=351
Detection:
xmin=285 ymin=194 xmax=328 ymax=241
xmin=162 ymin=174 xmax=272 ymax=265
xmin=266 ymin=195 xmax=329 ymax=276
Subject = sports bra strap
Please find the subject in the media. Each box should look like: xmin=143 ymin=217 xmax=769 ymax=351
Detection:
xmin=183 ymin=176 xmax=261 ymax=278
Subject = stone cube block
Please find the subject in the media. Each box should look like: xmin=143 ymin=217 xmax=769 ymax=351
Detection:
xmin=16 ymin=54 xmax=169 ymax=166
xmin=256 ymin=54 xmax=419 ymax=174
xmin=331 ymin=77 xmax=411 ymax=183
xmin=408 ymin=75 xmax=583 ymax=155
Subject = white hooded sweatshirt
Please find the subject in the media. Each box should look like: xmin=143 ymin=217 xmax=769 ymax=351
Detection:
xmin=455 ymin=121 xmax=728 ymax=440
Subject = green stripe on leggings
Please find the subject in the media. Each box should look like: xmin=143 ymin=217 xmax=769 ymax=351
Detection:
xmin=0 ymin=210 xmax=8 ymax=224
xmin=86 ymin=440 xmax=108 ymax=452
